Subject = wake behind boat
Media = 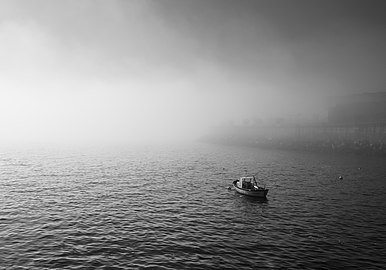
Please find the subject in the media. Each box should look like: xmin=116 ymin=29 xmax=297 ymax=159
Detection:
xmin=233 ymin=176 xmax=268 ymax=198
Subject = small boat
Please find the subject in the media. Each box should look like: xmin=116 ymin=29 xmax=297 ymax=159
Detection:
xmin=233 ymin=176 xmax=268 ymax=198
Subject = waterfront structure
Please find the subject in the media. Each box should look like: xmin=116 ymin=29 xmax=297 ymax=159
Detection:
xmin=204 ymin=92 xmax=386 ymax=155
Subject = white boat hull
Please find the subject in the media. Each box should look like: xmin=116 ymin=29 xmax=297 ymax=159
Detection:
xmin=233 ymin=180 xmax=268 ymax=198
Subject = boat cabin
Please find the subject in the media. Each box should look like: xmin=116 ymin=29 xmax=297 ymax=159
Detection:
xmin=238 ymin=177 xmax=256 ymax=189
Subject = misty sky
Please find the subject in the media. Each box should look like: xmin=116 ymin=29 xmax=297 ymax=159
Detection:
xmin=1 ymin=0 xmax=385 ymax=144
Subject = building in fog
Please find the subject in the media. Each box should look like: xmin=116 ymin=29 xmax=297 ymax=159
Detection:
xmin=293 ymin=92 xmax=386 ymax=154
xmin=328 ymin=92 xmax=386 ymax=124
xmin=204 ymin=92 xmax=386 ymax=155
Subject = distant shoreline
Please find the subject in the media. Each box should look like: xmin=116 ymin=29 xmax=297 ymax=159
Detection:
xmin=200 ymin=137 xmax=386 ymax=157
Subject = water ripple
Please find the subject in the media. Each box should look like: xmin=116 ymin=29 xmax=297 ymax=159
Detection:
xmin=1 ymin=145 xmax=386 ymax=269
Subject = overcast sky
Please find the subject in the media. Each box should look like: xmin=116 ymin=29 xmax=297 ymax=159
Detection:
xmin=0 ymin=0 xmax=385 ymax=145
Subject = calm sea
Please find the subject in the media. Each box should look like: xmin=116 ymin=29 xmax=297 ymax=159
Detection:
xmin=1 ymin=144 xmax=385 ymax=269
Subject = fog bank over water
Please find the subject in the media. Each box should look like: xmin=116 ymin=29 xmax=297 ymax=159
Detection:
xmin=1 ymin=0 xmax=385 ymax=145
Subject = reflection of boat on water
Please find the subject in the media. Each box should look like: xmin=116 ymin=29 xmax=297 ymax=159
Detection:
xmin=233 ymin=176 xmax=268 ymax=198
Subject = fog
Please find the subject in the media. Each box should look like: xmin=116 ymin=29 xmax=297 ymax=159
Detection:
xmin=1 ymin=0 xmax=385 ymax=146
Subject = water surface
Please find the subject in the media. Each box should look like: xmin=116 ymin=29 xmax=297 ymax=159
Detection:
xmin=1 ymin=144 xmax=385 ymax=269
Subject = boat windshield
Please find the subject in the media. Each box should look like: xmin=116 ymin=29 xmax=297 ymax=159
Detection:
xmin=240 ymin=177 xmax=259 ymax=186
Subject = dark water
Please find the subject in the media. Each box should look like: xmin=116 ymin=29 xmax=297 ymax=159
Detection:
xmin=1 ymin=144 xmax=386 ymax=269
